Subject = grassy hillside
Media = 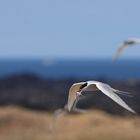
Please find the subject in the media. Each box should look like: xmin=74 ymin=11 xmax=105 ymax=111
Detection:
xmin=0 ymin=106 xmax=139 ymax=140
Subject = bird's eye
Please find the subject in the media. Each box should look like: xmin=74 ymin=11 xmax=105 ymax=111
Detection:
xmin=79 ymin=82 xmax=87 ymax=90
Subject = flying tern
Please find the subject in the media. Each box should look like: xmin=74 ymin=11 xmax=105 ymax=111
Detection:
xmin=113 ymin=38 xmax=140 ymax=59
xmin=67 ymin=81 xmax=136 ymax=114
xmin=49 ymin=80 xmax=136 ymax=131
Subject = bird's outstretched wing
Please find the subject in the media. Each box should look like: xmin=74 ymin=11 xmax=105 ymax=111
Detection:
xmin=48 ymin=108 xmax=67 ymax=132
xmin=96 ymin=83 xmax=136 ymax=113
xmin=67 ymin=82 xmax=85 ymax=111
xmin=53 ymin=108 xmax=67 ymax=119
xmin=131 ymin=38 xmax=140 ymax=43
xmin=113 ymin=44 xmax=128 ymax=60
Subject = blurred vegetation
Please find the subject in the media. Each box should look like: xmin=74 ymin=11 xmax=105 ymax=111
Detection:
xmin=0 ymin=107 xmax=139 ymax=140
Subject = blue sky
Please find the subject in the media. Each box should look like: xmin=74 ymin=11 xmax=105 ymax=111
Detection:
xmin=0 ymin=0 xmax=140 ymax=59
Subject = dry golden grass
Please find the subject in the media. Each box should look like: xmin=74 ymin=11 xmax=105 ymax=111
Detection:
xmin=0 ymin=106 xmax=139 ymax=140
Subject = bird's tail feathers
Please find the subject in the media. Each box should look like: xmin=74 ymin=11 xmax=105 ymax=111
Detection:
xmin=112 ymin=89 xmax=134 ymax=97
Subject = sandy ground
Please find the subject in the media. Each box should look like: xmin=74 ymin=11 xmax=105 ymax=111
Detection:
xmin=0 ymin=106 xmax=139 ymax=140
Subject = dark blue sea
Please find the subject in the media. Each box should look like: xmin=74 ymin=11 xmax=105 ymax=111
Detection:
xmin=0 ymin=59 xmax=139 ymax=80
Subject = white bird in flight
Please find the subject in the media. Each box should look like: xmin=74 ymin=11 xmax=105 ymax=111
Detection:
xmin=49 ymin=80 xmax=136 ymax=131
xmin=113 ymin=38 xmax=140 ymax=59
xmin=67 ymin=81 xmax=136 ymax=114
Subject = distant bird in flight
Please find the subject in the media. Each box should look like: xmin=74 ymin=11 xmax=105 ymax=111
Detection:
xmin=113 ymin=38 xmax=140 ymax=59
xmin=67 ymin=81 xmax=136 ymax=114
